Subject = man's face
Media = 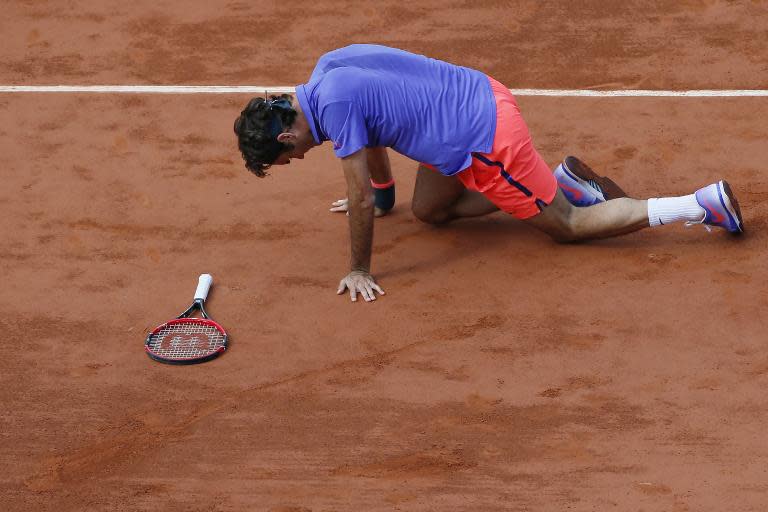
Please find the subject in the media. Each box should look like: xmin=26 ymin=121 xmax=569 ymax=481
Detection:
xmin=272 ymin=146 xmax=306 ymax=166
xmin=273 ymin=130 xmax=317 ymax=166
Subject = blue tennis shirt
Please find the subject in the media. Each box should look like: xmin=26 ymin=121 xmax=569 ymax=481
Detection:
xmin=294 ymin=44 xmax=496 ymax=176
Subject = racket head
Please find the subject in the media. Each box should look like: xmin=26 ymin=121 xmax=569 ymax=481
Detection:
xmin=145 ymin=317 xmax=228 ymax=365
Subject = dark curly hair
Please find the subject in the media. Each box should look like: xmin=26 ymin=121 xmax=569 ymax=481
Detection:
xmin=233 ymin=94 xmax=298 ymax=177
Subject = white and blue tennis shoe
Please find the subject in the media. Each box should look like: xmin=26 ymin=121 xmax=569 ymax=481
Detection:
xmin=554 ymin=156 xmax=628 ymax=206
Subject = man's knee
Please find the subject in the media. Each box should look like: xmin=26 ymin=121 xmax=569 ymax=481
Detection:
xmin=548 ymin=222 xmax=579 ymax=243
xmin=412 ymin=202 xmax=450 ymax=224
xmin=550 ymin=206 xmax=598 ymax=243
xmin=525 ymin=197 xmax=582 ymax=243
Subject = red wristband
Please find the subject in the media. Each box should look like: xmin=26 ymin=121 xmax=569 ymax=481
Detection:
xmin=370 ymin=178 xmax=395 ymax=189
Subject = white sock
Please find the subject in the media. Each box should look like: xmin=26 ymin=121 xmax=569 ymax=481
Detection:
xmin=647 ymin=195 xmax=705 ymax=227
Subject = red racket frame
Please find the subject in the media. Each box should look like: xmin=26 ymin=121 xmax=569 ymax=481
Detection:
xmin=145 ymin=317 xmax=228 ymax=365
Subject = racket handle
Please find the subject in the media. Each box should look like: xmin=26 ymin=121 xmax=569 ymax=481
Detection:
xmin=194 ymin=274 xmax=213 ymax=302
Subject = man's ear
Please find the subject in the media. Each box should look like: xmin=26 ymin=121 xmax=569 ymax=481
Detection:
xmin=276 ymin=132 xmax=296 ymax=144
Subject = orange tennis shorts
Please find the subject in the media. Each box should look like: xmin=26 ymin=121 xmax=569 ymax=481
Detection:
xmin=446 ymin=76 xmax=558 ymax=220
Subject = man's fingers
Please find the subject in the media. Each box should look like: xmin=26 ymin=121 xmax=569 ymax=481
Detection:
xmin=338 ymin=274 xmax=384 ymax=303
xmin=330 ymin=199 xmax=350 ymax=213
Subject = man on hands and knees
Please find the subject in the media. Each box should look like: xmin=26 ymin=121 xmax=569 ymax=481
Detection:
xmin=234 ymin=44 xmax=744 ymax=303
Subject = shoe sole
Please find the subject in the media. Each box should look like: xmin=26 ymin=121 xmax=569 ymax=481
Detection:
xmin=719 ymin=180 xmax=744 ymax=234
xmin=563 ymin=156 xmax=628 ymax=200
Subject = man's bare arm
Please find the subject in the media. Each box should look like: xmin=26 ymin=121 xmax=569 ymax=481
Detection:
xmin=330 ymin=147 xmax=394 ymax=217
xmin=336 ymin=149 xmax=385 ymax=302
xmin=343 ymin=149 xmax=375 ymax=271
xmin=366 ymin=146 xmax=393 ymax=185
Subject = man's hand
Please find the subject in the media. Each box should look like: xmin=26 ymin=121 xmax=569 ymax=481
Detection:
xmin=330 ymin=198 xmax=388 ymax=217
xmin=337 ymin=270 xmax=385 ymax=302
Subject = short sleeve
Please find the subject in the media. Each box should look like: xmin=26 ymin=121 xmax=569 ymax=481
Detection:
xmin=319 ymin=101 xmax=369 ymax=159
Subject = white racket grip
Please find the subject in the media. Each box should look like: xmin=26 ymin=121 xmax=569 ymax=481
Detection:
xmin=194 ymin=274 xmax=213 ymax=302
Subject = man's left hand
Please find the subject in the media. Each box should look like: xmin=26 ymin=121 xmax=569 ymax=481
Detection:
xmin=337 ymin=270 xmax=385 ymax=302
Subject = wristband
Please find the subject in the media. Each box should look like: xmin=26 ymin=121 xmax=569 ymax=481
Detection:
xmin=371 ymin=179 xmax=395 ymax=211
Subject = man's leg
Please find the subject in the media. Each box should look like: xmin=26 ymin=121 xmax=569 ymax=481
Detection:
xmin=412 ymin=164 xmax=498 ymax=224
xmin=525 ymin=180 xmax=744 ymax=242
xmin=525 ymin=188 xmax=649 ymax=242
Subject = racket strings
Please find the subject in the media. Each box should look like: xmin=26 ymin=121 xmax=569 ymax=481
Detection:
xmin=147 ymin=321 xmax=226 ymax=360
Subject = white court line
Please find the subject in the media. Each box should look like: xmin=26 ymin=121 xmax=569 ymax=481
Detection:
xmin=1 ymin=85 xmax=767 ymax=97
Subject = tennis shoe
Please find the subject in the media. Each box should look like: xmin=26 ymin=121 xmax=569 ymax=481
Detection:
xmin=554 ymin=156 xmax=628 ymax=207
xmin=692 ymin=180 xmax=744 ymax=234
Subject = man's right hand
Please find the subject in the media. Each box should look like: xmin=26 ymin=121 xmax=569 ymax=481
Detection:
xmin=330 ymin=198 xmax=389 ymax=217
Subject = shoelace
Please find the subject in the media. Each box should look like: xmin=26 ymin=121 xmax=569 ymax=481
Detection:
xmin=684 ymin=212 xmax=712 ymax=232
xmin=587 ymin=179 xmax=603 ymax=194
xmin=684 ymin=221 xmax=712 ymax=232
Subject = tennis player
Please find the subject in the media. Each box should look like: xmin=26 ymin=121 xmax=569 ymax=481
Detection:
xmin=234 ymin=44 xmax=744 ymax=302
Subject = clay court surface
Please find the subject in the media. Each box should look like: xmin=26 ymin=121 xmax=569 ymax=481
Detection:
xmin=2 ymin=1 xmax=768 ymax=510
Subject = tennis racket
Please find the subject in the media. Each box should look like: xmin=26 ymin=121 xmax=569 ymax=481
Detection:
xmin=145 ymin=274 xmax=228 ymax=365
